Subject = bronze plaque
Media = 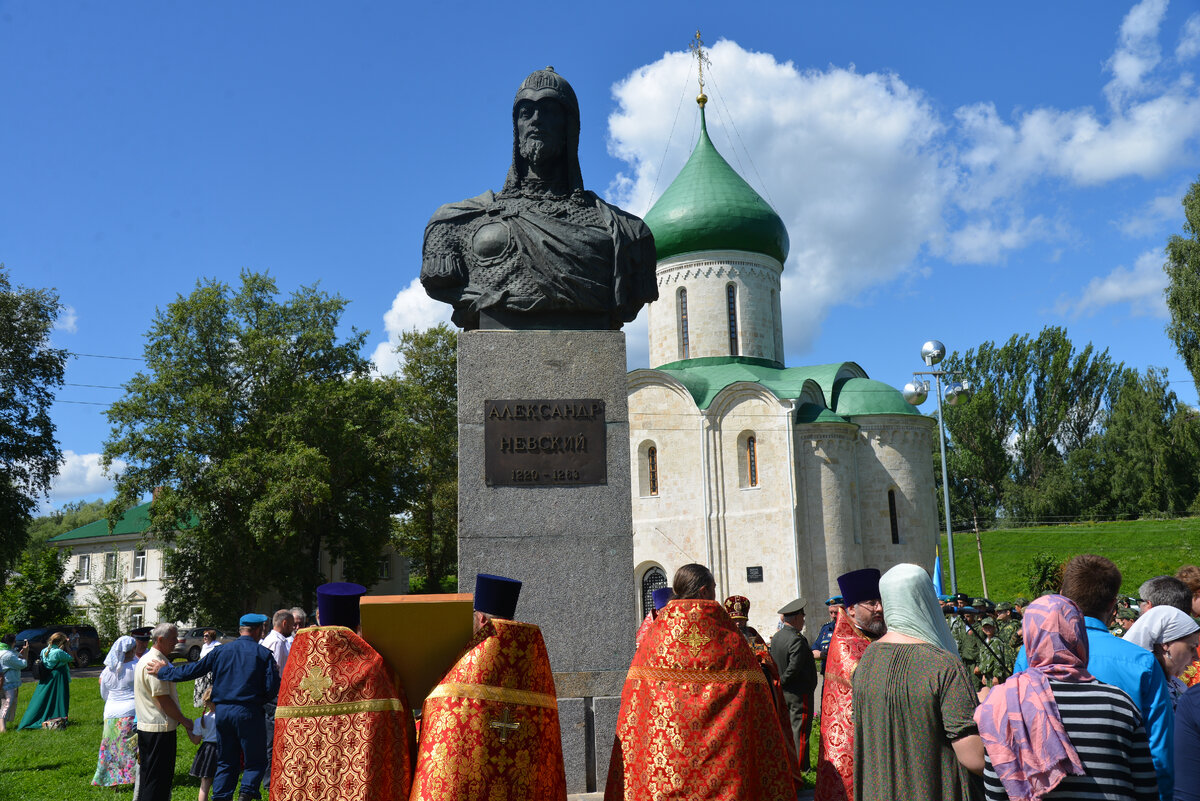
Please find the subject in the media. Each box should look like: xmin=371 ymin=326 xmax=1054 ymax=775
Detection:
xmin=484 ymin=399 xmax=606 ymax=486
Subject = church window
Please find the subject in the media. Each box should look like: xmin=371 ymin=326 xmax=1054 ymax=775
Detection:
xmin=747 ymin=436 xmax=758 ymax=487
xmin=888 ymin=489 xmax=900 ymax=544
xmin=678 ymin=288 xmax=690 ymax=360
xmin=640 ymin=566 xmax=668 ymax=618
xmin=726 ymin=284 xmax=739 ymax=355
xmin=647 ymin=446 xmax=659 ymax=496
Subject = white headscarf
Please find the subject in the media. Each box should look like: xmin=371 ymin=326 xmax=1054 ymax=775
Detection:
xmin=1124 ymin=605 xmax=1200 ymax=650
xmin=101 ymin=636 xmax=136 ymax=681
xmin=879 ymin=563 xmax=959 ymax=654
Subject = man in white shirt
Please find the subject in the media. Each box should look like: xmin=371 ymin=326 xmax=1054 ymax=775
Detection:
xmin=259 ymin=609 xmax=293 ymax=792
xmin=286 ymin=607 xmax=306 ymax=645
xmin=134 ymin=623 xmax=199 ymax=801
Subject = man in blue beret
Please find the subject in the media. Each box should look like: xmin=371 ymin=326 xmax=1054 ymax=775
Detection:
xmin=147 ymin=613 xmax=280 ymax=801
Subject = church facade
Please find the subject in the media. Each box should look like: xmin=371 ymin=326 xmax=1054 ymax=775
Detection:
xmin=627 ymin=105 xmax=939 ymax=639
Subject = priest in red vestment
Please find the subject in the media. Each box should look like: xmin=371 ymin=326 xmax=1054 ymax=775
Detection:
xmin=410 ymin=573 xmax=567 ymax=801
xmin=605 ymin=565 xmax=794 ymax=801
xmin=635 ymin=586 xmax=674 ymax=647
xmin=726 ymin=594 xmax=806 ymax=789
xmin=271 ymin=582 xmax=414 ymax=801
xmin=815 ymin=568 xmax=885 ymax=801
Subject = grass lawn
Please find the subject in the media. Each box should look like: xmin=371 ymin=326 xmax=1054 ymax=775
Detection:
xmin=0 ymin=675 xmax=209 ymax=801
xmin=940 ymin=516 xmax=1200 ymax=601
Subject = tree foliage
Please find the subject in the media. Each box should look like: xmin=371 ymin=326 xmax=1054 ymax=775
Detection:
xmin=1165 ymin=177 xmax=1200 ymax=390
xmin=0 ymin=266 xmax=68 ymax=580
xmin=391 ymin=324 xmax=458 ymax=591
xmin=103 ymin=271 xmax=415 ymax=623
xmin=26 ymin=499 xmax=108 ymax=553
xmin=1023 ymin=552 xmax=1064 ymax=598
xmin=0 ymin=547 xmax=75 ymax=631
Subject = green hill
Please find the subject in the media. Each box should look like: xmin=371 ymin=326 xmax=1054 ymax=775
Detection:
xmin=938 ymin=517 xmax=1200 ymax=602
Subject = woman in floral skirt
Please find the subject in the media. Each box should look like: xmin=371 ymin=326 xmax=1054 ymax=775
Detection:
xmin=92 ymin=636 xmax=138 ymax=787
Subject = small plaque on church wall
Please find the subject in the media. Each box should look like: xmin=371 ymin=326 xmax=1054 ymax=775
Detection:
xmin=484 ymin=399 xmax=607 ymax=486
xmin=746 ymin=566 xmax=764 ymax=583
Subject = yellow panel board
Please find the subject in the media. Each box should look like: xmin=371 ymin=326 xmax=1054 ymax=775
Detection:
xmin=359 ymin=593 xmax=474 ymax=707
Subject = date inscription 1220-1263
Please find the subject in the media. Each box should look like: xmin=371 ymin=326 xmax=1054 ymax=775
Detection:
xmin=484 ymin=399 xmax=607 ymax=486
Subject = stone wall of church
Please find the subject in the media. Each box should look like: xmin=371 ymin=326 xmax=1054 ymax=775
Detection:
xmin=648 ymin=250 xmax=784 ymax=368
xmin=852 ymin=417 xmax=939 ymax=573
xmin=794 ymin=422 xmax=864 ymax=611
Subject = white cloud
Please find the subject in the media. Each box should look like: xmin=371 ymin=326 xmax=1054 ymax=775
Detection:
xmin=1064 ymin=249 xmax=1168 ymax=318
xmin=54 ymin=304 xmax=78 ymax=333
xmin=1115 ymin=186 xmax=1184 ymax=237
xmin=1105 ymin=0 xmax=1168 ymax=108
xmin=44 ymin=450 xmax=123 ymax=510
xmin=944 ymin=215 xmax=1052 ymax=264
xmin=369 ymin=277 xmax=453 ymax=376
xmin=609 ymin=41 xmax=951 ymax=354
xmin=1178 ymin=13 xmax=1200 ymax=61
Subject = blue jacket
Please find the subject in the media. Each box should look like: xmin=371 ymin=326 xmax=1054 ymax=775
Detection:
xmin=157 ymin=635 xmax=280 ymax=708
xmin=1014 ymin=616 xmax=1174 ymax=800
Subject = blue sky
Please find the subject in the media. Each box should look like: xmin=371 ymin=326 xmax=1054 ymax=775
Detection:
xmin=6 ymin=1 xmax=1200 ymax=511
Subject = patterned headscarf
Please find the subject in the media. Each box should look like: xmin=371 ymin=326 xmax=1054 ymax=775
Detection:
xmin=974 ymin=595 xmax=1090 ymax=801
xmin=879 ymin=563 xmax=958 ymax=653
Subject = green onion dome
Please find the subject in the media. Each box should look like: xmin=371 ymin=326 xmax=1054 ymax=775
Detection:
xmin=643 ymin=108 xmax=790 ymax=265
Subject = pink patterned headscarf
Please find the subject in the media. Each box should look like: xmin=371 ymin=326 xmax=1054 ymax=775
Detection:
xmin=974 ymin=595 xmax=1091 ymax=801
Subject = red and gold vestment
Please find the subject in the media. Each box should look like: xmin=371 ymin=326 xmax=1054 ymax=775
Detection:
xmin=635 ymin=609 xmax=658 ymax=648
xmin=410 ymin=618 xmax=566 ymax=801
xmin=815 ymin=609 xmax=872 ymax=801
xmin=604 ymin=599 xmax=795 ymax=801
xmin=270 ymin=626 xmax=414 ymax=801
xmin=745 ymin=629 xmax=806 ymax=786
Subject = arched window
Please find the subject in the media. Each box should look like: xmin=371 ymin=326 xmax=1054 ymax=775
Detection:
xmin=746 ymin=436 xmax=758 ymax=487
xmin=641 ymin=566 xmax=668 ymax=618
xmin=727 ymin=283 xmax=739 ymax=356
xmin=888 ymin=489 xmax=900 ymax=544
xmin=678 ymin=288 xmax=690 ymax=360
xmin=647 ymin=446 xmax=659 ymax=496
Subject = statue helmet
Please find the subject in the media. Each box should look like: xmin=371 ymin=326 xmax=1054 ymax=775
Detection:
xmin=504 ymin=67 xmax=584 ymax=194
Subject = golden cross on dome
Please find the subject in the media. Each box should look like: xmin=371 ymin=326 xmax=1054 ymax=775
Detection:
xmin=688 ymin=30 xmax=711 ymax=109
xmin=678 ymin=624 xmax=711 ymax=657
xmin=489 ymin=707 xmax=521 ymax=743
xmin=298 ymin=666 xmax=333 ymax=703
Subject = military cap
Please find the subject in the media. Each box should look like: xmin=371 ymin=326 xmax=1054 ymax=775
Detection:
xmin=1013 ymin=597 xmax=1030 ymax=606
xmin=996 ymin=602 xmax=1015 ymax=612
xmin=130 ymin=626 xmax=152 ymax=641
xmin=239 ymin=613 xmax=269 ymax=626
xmin=1117 ymin=607 xmax=1139 ymax=621
xmin=825 ymin=595 xmax=844 ymax=606
xmin=777 ymin=598 xmax=807 ymax=616
xmin=980 ymin=617 xmax=997 ymax=627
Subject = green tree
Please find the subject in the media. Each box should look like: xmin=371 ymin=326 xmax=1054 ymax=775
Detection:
xmin=1024 ymin=552 xmax=1064 ymax=599
xmin=1165 ymin=177 xmax=1200 ymax=388
xmin=1094 ymin=367 xmax=1200 ymax=517
xmin=0 ymin=547 xmax=74 ymax=631
xmin=25 ymin=498 xmax=108 ymax=553
xmin=0 ymin=266 xmax=68 ymax=581
xmin=103 ymin=271 xmax=415 ymax=623
xmin=391 ymin=325 xmax=458 ymax=591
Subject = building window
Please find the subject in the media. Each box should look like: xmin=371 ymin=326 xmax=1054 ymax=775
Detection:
xmin=889 ymin=490 xmax=900 ymax=544
xmin=378 ymin=556 xmax=391 ymax=580
xmin=726 ymin=284 xmax=739 ymax=356
xmin=77 ymin=554 xmax=91 ymax=584
xmin=640 ymin=567 xmax=668 ymax=618
xmin=746 ymin=436 xmax=758 ymax=487
xmin=647 ymin=446 xmax=659 ymax=496
xmin=678 ymin=288 xmax=690 ymax=360
xmin=129 ymin=606 xmax=144 ymax=630
xmin=104 ymin=552 xmax=118 ymax=581
xmin=132 ymin=550 xmax=146 ymax=580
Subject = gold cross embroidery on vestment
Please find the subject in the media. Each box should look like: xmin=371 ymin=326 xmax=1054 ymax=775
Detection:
xmin=489 ymin=707 xmax=521 ymax=743
xmin=298 ymin=667 xmax=333 ymax=703
xmin=677 ymin=624 xmax=711 ymax=657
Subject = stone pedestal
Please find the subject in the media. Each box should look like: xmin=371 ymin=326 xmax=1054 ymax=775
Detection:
xmin=457 ymin=329 xmax=635 ymax=794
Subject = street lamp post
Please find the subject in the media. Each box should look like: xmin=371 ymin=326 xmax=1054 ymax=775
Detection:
xmin=901 ymin=340 xmax=971 ymax=596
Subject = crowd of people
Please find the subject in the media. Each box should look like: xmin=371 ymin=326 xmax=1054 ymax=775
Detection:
xmin=3 ymin=555 xmax=1199 ymax=800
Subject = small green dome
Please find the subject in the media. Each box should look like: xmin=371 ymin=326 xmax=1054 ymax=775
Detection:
xmin=643 ymin=110 xmax=790 ymax=265
xmin=831 ymin=377 xmax=924 ymax=418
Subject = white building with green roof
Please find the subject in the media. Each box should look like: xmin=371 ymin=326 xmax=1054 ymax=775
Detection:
xmin=629 ymin=100 xmax=937 ymax=638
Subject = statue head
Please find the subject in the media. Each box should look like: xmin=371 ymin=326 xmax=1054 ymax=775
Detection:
xmin=503 ymin=67 xmax=584 ymax=195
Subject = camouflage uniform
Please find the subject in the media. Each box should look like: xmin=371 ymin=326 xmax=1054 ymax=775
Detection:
xmin=957 ymin=621 xmax=982 ymax=689
xmin=976 ymin=620 xmax=1015 ymax=685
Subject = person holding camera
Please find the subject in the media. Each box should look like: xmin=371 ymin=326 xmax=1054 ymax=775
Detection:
xmin=0 ymin=634 xmax=30 ymax=732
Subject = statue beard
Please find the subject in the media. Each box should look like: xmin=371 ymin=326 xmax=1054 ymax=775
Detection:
xmin=519 ymin=135 xmax=564 ymax=172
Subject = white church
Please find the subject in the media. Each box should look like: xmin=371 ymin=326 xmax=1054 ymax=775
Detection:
xmin=627 ymin=98 xmax=939 ymax=639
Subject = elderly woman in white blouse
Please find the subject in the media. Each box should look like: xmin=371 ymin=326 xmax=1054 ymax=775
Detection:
xmin=1126 ymin=605 xmax=1200 ymax=707
xmin=92 ymin=636 xmax=138 ymax=787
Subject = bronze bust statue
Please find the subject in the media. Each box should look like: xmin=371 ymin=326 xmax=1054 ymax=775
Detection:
xmin=421 ymin=68 xmax=658 ymax=330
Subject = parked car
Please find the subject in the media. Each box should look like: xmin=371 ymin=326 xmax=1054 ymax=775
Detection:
xmin=172 ymin=627 xmax=236 ymax=662
xmin=14 ymin=624 xmax=103 ymax=668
